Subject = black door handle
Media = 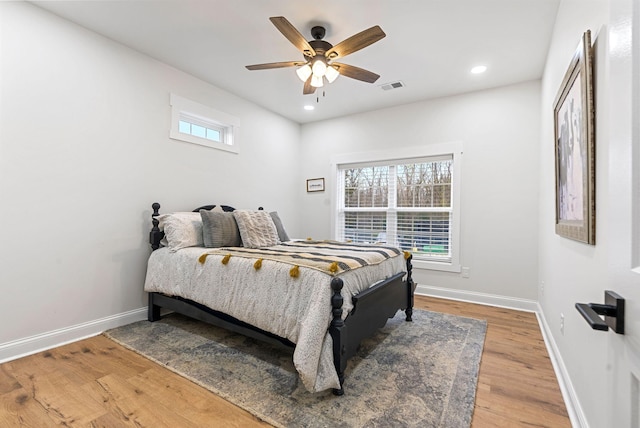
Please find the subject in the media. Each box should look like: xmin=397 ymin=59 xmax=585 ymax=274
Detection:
xmin=575 ymin=303 xmax=610 ymax=331
xmin=575 ymin=290 xmax=625 ymax=334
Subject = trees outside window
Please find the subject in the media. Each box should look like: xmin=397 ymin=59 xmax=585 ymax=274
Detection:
xmin=337 ymin=156 xmax=453 ymax=263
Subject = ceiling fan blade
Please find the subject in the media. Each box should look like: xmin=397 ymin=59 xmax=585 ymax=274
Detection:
xmin=303 ymin=76 xmax=316 ymax=95
xmin=324 ymin=26 xmax=386 ymax=60
xmin=245 ymin=61 xmax=307 ymax=71
xmin=333 ymin=63 xmax=380 ymax=83
xmin=270 ymin=16 xmax=316 ymax=58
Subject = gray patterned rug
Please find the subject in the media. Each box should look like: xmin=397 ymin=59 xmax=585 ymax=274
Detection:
xmin=104 ymin=309 xmax=486 ymax=428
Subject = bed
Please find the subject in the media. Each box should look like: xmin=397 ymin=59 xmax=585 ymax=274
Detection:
xmin=144 ymin=202 xmax=415 ymax=395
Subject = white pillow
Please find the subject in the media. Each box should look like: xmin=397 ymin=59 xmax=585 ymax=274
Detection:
xmin=233 ymin=210 xmax=280 ymax=248
xmin=157 ymin=212 xmax=203 ymax=251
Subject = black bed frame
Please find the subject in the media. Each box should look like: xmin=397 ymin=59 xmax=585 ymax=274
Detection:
xmin=147 ymin=202 xmax=415 ymax=395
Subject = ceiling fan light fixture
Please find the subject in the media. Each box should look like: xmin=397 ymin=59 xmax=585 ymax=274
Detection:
xmin=245 ymin=17 xmax=386 ymax=95
xmin=311 ymin=58 xmax=327 ymax=77
xmin=296 ymin=64 xmax=312 ymax=82
xmin=325 ymin=65 xmax=339 ymax=83
xmin=310 ymin=74 xmax=324 ymax=88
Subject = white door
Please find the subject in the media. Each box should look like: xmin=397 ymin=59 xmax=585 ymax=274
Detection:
xmin=606 ymin=0 xmax=640 ymax=426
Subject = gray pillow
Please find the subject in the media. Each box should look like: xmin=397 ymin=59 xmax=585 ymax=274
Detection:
xmin=200 ymin=210 xmax=242 ymax=248
xmin=270 ymin=211 xmax=290 ymax=242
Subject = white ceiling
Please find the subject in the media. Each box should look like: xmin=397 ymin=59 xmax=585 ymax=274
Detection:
xmin=31 ymin=0 xmax=560 ymax=124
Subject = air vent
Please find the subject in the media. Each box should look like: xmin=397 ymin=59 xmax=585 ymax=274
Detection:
xmin=379 ymin=81 xmax=405 ymax=91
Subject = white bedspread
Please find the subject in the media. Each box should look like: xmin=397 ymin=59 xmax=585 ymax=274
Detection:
xmin=143 ymin=246 xmax=406 ymax=392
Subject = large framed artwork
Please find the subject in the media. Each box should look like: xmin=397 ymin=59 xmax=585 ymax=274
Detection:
xmin=553 ymin=30 xmax=595 ymax=244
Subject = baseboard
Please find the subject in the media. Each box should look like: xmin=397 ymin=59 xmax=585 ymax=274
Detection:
xmin=0 ymin=307 xmax=147 ymax=364
xmin=415 ymin=284 xmax=539 ymax=312
xmin=535 ymin=304 xmax=588 ymax=428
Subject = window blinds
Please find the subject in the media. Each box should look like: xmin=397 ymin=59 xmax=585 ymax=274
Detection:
xmin=338 ymin=156 xmax=453 ymax=263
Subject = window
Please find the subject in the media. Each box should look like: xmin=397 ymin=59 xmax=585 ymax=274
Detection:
xmin=178 ymin=117 xmax=224 ymax=143
xmin=169 ymin=94 xmax=239 ymax=153
xmin=334 ymin=147 xmax=461 ymax=272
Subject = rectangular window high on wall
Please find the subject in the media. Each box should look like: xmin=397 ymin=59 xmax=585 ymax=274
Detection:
xmin=335 ymin=150 xmax=460 ymax=271
xmin=169 ymin=93 xmax=240 ymax=154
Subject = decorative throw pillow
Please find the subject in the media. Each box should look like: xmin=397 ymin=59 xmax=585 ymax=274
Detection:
xmin=233 ymin=210 xmax=280 ymax=248
xmin=200 ymin=210 xmax=242 ymax=248
xmin=269 ymin=211 xmax=290 ymax=242
xmin=156 ymin=212 xmax=203 ymax=251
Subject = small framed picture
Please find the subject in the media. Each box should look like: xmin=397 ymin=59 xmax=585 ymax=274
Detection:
xmin=306 ymin=178 xmax=325 ymax=192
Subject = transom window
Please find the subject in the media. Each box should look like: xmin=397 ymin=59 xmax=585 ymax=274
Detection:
xmin=169 ymin=94 xmax=239 ymax=153
xmin=336 ymin=152 xmax=459 ymax=269
xmin=178 ymin=117 xmax=224 ymax=143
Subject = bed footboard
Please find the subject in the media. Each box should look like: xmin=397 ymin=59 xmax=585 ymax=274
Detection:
xmin=330 ymin=254 xmax=415 ymax=395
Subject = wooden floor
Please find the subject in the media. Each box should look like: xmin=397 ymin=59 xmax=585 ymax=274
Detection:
xmin=0 ymin=296 xmax=571 ymax=427
xmin=421 ymin=296 xmax=571 ymax=427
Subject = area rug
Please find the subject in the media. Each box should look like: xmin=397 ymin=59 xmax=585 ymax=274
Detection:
xmin=104 ymin=309 xmax=486 ymax=428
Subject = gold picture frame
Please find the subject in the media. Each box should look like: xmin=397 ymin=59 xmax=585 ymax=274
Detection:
xmin=553 ymin=30 xmax=595 ymax=244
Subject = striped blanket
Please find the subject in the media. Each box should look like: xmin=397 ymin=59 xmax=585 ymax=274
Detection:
xmin=199 ymin=240 xmax=405 ymax=276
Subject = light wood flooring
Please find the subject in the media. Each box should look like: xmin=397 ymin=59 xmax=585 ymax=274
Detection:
xmin=0 ymin=296 xmax=571 ymax=427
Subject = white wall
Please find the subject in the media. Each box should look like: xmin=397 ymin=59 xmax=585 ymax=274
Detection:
xmin=299 ymin=81 xmax=541 ymax=301
xmin=0 ymin=2 xmax=301 ymax=348
xmin=537 ymin=0 xmax=612 ymax=427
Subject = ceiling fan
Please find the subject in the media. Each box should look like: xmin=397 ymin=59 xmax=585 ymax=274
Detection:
xmin=245 ymin=16 xmax=386 ymax=95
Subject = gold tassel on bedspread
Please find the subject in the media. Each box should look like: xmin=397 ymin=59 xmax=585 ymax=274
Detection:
xmin=290 ymin=265 xmax=300 ymax=278
xmin=329 ymin=261 xmax=339 ymax=274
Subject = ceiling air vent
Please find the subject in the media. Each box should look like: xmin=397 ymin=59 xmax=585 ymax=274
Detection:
xmin=379 ymin=81 xmax=405 ymax=91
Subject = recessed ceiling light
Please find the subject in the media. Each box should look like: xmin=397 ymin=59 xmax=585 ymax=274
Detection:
xmin=304 ymin=105 xmax=315 ymax=111
xmin=471 ymin=65 xmax=487 ymax=74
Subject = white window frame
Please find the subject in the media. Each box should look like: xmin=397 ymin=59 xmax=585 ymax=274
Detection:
xmin=169 ymin=93 xmax=240 ymax=154
xmin=331 ymin=142 xmax=462 ymax=273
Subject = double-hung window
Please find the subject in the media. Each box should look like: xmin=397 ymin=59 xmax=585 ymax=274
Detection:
xmin=335 ymin=148 xmax=461 ymax=272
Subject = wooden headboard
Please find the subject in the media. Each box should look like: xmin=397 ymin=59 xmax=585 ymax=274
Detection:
xmin=149 ymin=202 xmax=262 ymax=251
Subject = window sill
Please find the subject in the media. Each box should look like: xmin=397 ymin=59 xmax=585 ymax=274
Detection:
xmin=169 ymin=130 xmax=239 ymax=154
xmin=411 ymin=259 xmax=461 ymax=273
